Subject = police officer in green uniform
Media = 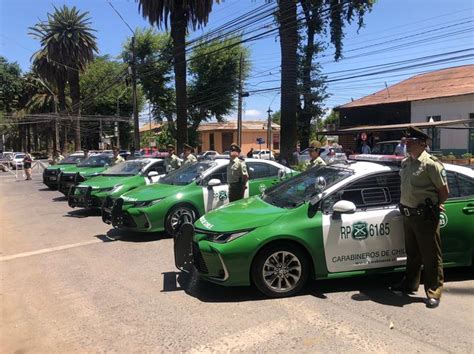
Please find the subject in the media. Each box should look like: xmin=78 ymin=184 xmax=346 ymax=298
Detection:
xmin=393 ymin=126 xmax=449 ymax=309
xmin=165 ymin=144 xmax=181 ymax=173
xmin=112 ymin=147 xmax=125 ymax=165
xmin=182 ymin=143 xmax=197 ymax=166
xmin=227 ymin=143 xmax=249 ymax=202
xmin=305 ymin=147 xmax=326 ymax=170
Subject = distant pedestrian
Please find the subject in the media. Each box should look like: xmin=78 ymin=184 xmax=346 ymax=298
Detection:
xmin=246 ymin=148 xmax=254 ymax=158
xmin=23 ymin=152 xmax=33 ymax=180
xmin=361 ymin=141 xmax=371 ymax=154
xmin=395 ymin=137 xmax=407 ymax=156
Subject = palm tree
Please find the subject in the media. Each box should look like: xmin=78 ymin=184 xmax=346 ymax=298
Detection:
xmin=29 ymin=5 xmax=97 ymax=150
xmin=137 ymin=0 xmax=218 ymax=153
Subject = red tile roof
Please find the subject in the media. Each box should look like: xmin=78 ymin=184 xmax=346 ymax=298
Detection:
xmin=338 ymin=65 xmax=474 ymax=108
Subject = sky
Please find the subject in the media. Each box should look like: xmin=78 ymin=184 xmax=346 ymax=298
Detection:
xmin=1 ymin=0 xmax=473 ymax=124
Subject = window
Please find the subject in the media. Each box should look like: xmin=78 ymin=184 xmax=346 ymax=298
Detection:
xmin=247 ymin=162 xmax=279 ymax=179
xmin=426 ymin=115 xmax=441 ymax=150
xmin=209 ymin=133 xmax=215 ymax=151
xmin=447 ymin=171 xmax=474 ymax=199
xmin=147 ymin=161 xmax=166 ymax=175
xmin=202 ymin=166 xmax=227 ymax=184
xmin=322 ymin=173 xmax=401 ymax=212
xmin=272 ymin=133 xmax=280 ymax=150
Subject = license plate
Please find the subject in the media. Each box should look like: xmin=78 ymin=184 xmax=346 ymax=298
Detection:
xmin=49 ymin=176 xmax=57 ymax=181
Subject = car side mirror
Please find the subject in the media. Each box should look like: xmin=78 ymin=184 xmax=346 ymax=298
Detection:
xmin=277 ymin=169 xmax=286 ymax=180
xmin=332 ymin=200 xmax=356 ymax=220
xmin=207 ymin=178 xmax=221 ymax=188
xmin=148 ymin=171 xmax=159 ymax=177
xmin=315 ymin=176 xmax=326 ymax=192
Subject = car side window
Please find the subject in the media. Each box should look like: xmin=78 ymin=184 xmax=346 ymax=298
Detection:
xmin=322 ymin=172 xmax=401 ymax=213
xmin=456 ymin=172 xmax=474 ymax=197
xmin=247 ymin=162 xmax=279 ymax=179
xmin=147 ymin=161 xmax=166 ymax=175
xmin=202 ymin=166 xmax=227 ymax=184
xmin=446 ymin=171 xmax=460 ymax=198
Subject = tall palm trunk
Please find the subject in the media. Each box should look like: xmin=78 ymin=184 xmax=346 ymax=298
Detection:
xmin=68 ymin=69 xmax=81 ymax=150
xmin=171 ymin=0 xmax=188 ymax=154
xmin=278 ymin=0 xmax=298 ymax=164
xmin=57 ymin=76 xmax=68 ymax=153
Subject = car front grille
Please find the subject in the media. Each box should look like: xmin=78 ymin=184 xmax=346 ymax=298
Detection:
xmin=44 ymin=169 xmax=58 ymax=176
xmin=192 ymin=242 xmax=208 ymax=274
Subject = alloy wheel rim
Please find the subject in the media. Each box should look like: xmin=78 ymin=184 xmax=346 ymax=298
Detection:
xmin=262 ymin=251 xmax=302 ymax=293
xmin=170 ymin=208 xmax=194 ymax=230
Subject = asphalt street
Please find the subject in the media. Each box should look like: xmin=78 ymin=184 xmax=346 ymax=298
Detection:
xmin=1 ymin=169 xmax=473 ymax=352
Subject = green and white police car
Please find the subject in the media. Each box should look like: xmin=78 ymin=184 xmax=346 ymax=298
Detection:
xmin=175 ymin=155 xmax=474 ymax=297
xmin=103 ymin=158 xmax=295 ymax=235
xmin=68 ymin=158 xmax=165 ymax=210
xmin=57 ymin=154 xmax=113 ymax=195
xmin=42 ymin=153 xmax=85 ymax=189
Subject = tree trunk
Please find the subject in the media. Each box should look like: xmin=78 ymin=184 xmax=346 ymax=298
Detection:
xmin=278 ymin=0 xmax=298 ymax=164
xmin=57 ymin=76 xmax=67 ymax=153
xmin=171 ymin=0 xmax=188 ymax=154
xmin=68 ymin=69 xmax=81 ymax=151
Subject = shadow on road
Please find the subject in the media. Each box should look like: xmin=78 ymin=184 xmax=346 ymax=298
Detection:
xmin=52 ymin=196 xmax=67 ymax=202
xmin=64 ymin=209 xmax=101 ymax=218
xmin=94 ymin=228 xmax=171 ymax=243
xmin=162 ymin=267 xmax=473 ymax=305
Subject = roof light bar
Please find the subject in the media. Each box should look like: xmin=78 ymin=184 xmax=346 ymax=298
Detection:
xmin=349 ymin=154 xmax=405 ymax=162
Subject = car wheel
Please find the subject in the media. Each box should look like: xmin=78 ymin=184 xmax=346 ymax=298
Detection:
xmin=252 ymin=242 xmax=309 ymax=298
xmin=165 ymin=204 xmax=197 ymax=236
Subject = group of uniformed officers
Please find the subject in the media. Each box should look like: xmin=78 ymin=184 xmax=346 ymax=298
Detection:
xmin=165 ymin=142 xmax=248 ymax=203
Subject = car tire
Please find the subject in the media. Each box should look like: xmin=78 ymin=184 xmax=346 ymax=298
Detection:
xmin=165 ymin=204 xmax=198 ymax=236
xmin=252 ymin=242 xmax=310 ymax=298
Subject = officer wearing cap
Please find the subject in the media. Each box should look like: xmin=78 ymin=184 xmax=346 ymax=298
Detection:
xmin=182 ymin=143 xmax=197 ymax=166
xmin=227 ymin=143 xmax=249 ymax=202
xmin=305 ymin=147 xmax=326 ymax=170
xmin=393 ymin=126 xmax=449 ymax=309
xmin=112 ymin=147 xmax=125 ymax=165
xmin=165 ymin=144 xmax=181 ymax=173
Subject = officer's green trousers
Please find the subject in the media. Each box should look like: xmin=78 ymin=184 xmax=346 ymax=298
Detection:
xmin=229 ymin=182 xmax=245 ymax=202
xmin=403 ymin=214 xmax=444 ymax=299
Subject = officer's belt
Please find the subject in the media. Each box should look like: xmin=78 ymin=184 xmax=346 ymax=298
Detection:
xmin=399 ymin=204 xmax=424 ymax=217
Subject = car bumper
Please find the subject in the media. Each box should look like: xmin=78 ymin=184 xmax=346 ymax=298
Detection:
xmin=174 ymin=224 xmax=251 ymax=286
xmin=68 ymin=186 xmax=102 ymax=209
xmin=43 ymin=174 xmax=59 ymax=188
xmin=102 ymin=198 xmax=158 ymax=232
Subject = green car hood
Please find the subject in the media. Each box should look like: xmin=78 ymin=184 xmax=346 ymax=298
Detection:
xmin=63 ymin=166 xmax=107 ymax=177
xmin=120 ymin=182 xmax=187 ymax=202
xmin=80 ymin=175 xmax=139 ymax=189
xmin=46 ymin=164 xmax=77 ymax=172
xmin=195 ymin=196 xmax=285 ymax=232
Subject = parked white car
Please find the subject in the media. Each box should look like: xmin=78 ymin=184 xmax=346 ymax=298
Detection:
xmin=11 ymin=153 xmax=27 ymax=169
xmin=253 ymin=149 xmax=274 ymax=160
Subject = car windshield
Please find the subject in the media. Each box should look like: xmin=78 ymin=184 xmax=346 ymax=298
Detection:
xmin=102 ymin=160 xmax=148 ymax=176
xmin=60 ymin=155 xmax=83 ymax=164
xmin=15 ymin=154 xmax=25 ymax=159
xmin=160 ymin=161 xmax=215 ymax=186
xmin=77 ymin=155 xmax=112 ymax=167
xmin=262 ymin=166 xmax=353 ymax=208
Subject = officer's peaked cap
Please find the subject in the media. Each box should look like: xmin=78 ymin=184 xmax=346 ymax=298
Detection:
xmin=404 ymin=126 xmax=430 ymax=141
xmin=230 ymin=143 xmax=241 ymax=152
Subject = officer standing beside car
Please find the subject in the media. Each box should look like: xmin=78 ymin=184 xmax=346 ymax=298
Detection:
xmin=165 ymin=144 xmax=181 ymax=173
xmin=112 ymin=147 xmax=125 ymax=165
xmin=393 ymin=126 xmax=449 ymax=309
xmin=227 ymin=143 xmax=249 ymax=202
xmin=182 ymin=143 xmax=197 ymax=166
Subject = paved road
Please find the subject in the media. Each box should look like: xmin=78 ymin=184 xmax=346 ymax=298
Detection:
xmin=1 ymin=170 xmax=473 ymax=352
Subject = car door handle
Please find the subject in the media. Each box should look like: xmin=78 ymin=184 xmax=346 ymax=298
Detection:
xmin=462 ymin=203 xmax=474 ymax=215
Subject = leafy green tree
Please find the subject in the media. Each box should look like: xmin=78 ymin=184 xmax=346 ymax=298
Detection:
xmin=80 ymin=56 xmax=144 ymax=149
xmin=0 ymin=57 xmax=23 ymax=113
xmin=271 ymin=110 xmax=281 ymax=125
xmin=137 ymin=0 xmax=220 ymax=153
xmin=29 ymin=5 xmax=98 ymax=150
xmin=123 ymin=29 xmax=175 ymax=128
xmin=188 ymin=37 xmax=250 ymax=145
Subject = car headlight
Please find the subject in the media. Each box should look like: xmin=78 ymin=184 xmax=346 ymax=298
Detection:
xmin=134 ymin=198 xmax=163 ymax=208
xmin=110 ymin=184 xmax=123 ymax=193
xmin=212 ymin=229 xmax=254 ymax=243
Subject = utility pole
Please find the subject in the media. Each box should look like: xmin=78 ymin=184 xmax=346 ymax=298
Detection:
xmin=131 ymin=36 xmax=140 ymax=151
xmin=237 ymin=53 xmax=243 ymax=147
xmin=237 ymin=53 xmax=249 ymax=147
xmin=115 ymin=98 xmax=120 ymax=149
xmin=267 ymin=108 xmax=273 ymax=151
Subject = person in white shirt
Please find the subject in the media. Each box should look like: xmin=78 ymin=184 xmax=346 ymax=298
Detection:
xmin=395 ymin=137 xmax=407 ymax=156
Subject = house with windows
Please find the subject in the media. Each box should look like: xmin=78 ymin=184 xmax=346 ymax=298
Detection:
xmin=334 ymin=65 xmax=474 ymax=154
xmin=197 ymin=120 xmax=280 ymax=154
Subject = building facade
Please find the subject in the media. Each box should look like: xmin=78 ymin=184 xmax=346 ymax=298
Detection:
xmin=335 ymin=65 xmax=474 ymax=155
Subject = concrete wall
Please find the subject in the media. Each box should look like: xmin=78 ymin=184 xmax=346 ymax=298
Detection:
xmin=411 ymin=94 xmax=474 ymax=153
